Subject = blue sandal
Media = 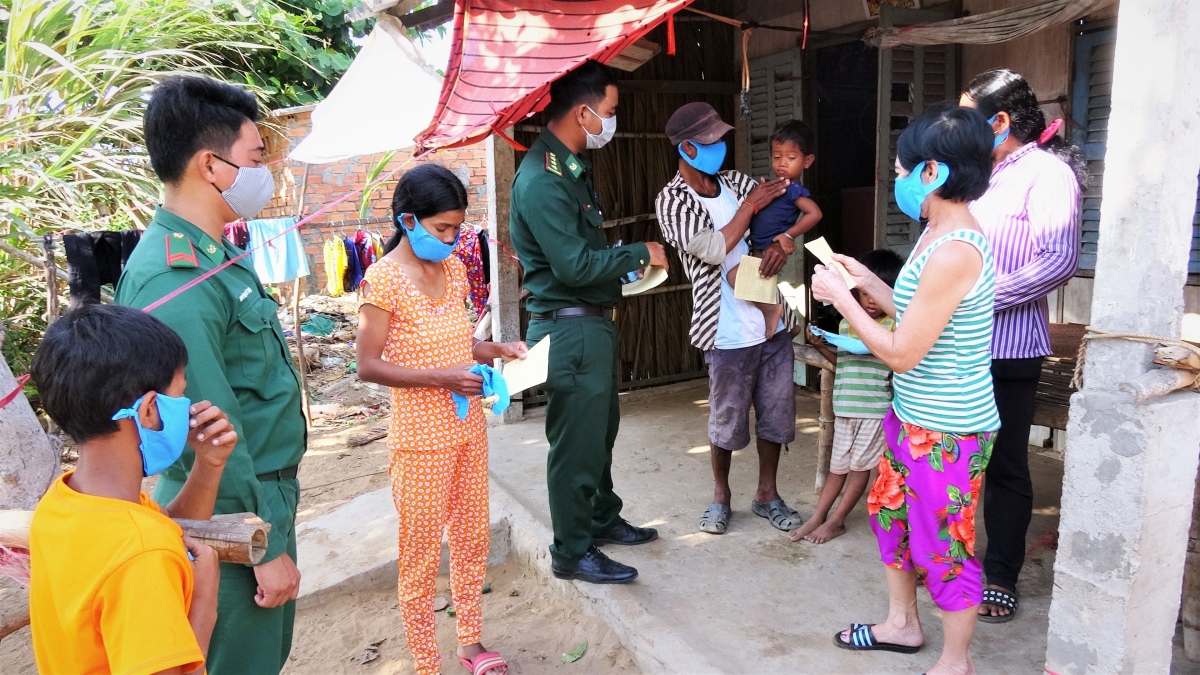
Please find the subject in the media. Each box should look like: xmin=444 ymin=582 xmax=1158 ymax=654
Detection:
xmin=833 ymin=623 xmax=922 ymax=654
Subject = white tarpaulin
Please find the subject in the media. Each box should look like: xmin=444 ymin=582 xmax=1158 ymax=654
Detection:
xmin=290 ymin=14 xmax=443 ymax=164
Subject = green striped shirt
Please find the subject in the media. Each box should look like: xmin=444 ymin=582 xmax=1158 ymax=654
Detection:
xmin=892 ymin=229 xmax=1000 ymax=433
xmin=833 ymin=316 xmax=895 ymax=418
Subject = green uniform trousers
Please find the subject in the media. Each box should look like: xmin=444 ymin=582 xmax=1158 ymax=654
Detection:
xmin=526 ymin=316 xmax=624 ymax=565
xmin=156 ymin=476 xmax=300 ymax=675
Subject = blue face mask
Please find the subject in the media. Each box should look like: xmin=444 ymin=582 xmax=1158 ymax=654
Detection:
xmin=894 ymin=161 xmax=951 ymax=222
xmin=111 ymin=393 xmax=192 ymax=477
xmin=400 ymin=214 xmax=460 ymax=262
xmin=987 ymin=114 xmax=1010 ymax=149
xmin=679 ymin=140 xmax=727 ymax=175
xmin=810 ymin=326 xmax=873 ymax=355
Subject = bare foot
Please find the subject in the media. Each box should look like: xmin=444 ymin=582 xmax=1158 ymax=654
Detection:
xmin=457 ymin=643 xmax=507 ymax=675
xmin=789 ymin=514 xmax=824 ymax=542
xmin=977 ymin=584 xmax=1015 ymax=619
xmin=925 ymin=656 xmax=976 ymax=675
xmin=839 ymin=618 xmax=924 ymax=649
xmin=804 ymin=520 xmax=847 ymax=544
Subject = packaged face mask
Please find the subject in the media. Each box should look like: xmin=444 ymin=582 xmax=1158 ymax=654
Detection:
xmin=810 ymin=326 xmax=873 ymax=355
xmin=111 ymin=393 xmax=192 ymax=476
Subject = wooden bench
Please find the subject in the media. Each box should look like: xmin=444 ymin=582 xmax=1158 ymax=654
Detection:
xmin=1032 ymin=323 xmax=1087 ymax=433
xmin=795 ymin=323 xmax=1086 ymax=491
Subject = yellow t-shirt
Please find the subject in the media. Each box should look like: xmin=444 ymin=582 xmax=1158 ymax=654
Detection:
xmin=30 ymin=472 xmax=204 ymax=675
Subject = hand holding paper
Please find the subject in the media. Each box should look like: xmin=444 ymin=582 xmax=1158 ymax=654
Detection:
xmin=733 ymin=256 xmax=779 ymax=304
xmin=503 ymin=335 xmax=550 ymax=394
xmin=804 ymin=237 xmax=856 ymax=289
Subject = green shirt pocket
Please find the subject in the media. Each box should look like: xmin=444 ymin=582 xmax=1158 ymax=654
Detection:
xmin=235 ymin=297 xmax=276 ymax=382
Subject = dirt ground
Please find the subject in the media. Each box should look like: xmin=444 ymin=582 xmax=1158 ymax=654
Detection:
xmin=0 ymin=355 xmax=637 ymax=675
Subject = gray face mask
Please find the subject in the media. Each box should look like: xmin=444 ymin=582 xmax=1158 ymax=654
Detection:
xmin=213 ymin=155 xmax=275 ymax=220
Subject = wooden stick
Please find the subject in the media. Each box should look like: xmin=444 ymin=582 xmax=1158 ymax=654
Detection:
xmin=815 ymin=368 xmax=835 ymax=494
xmin=43 ymin=234 xmax=59 ymax=323
xmin=175 ymin=512 xmax=271 ymax=566
xmin=1119 ymin=368 xmax=1199 ymax=403
xmin=0 ymin=241 xmax=113 ymax=303
xmin=1155 ymin=345 xmax=1200 ymax=372
xmin=293 ymin=278 xmax=311 ymax=427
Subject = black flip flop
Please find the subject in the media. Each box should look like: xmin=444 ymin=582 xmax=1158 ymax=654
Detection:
xmin=979 ymin=587 xmax=1018 ymax=624
xmin=833 ymin=623 xmax=922 ymax=654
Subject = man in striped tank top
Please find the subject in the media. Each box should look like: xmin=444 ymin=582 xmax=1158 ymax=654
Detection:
xmin=791 ymin=249 xmax=903 ymax=545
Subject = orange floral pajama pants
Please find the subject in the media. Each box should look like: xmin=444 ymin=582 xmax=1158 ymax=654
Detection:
xmin=390 ymin=437 xmax=490 ymax=675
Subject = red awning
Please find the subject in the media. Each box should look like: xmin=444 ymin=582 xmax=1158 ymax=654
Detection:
xmin=416 ymin=0 xmax=693 ymax=152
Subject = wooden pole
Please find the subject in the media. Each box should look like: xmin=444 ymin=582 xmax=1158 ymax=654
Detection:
xmin=293 ymin=162 xmax=312 ymax=427
xmin=42 ymin=235 xmax=59 ymax=323
xmin=293 ymin=277 xmax=310 ymax=427
xmin=815 ymin=367 xmax=834 ymax=494
xmin=1183 ymin=468 xmax=1200 ymax=660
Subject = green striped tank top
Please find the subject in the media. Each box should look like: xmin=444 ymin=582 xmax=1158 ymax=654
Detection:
xmin=832 ymin=316 xmax=895 ymax=418
xmin=892 ymin=229 xmax=1000 ymax=433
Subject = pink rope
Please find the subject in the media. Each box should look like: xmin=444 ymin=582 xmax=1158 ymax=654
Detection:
xmin=142 ymin=158 xmax=414 ymax=313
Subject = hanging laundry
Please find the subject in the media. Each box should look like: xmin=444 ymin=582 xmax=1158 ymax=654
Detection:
xmin=371 ymin=232 xmax=385 ymax=261
xmin=343 ymin=236 xmax=364 ymax=291
xmin=246 ymin=217 xmax=310 ymax=285
xmin=354 ymin=229 xmax=377 ymax=272
xmin=479 ymin=230 xmax=491 ymax=287
xmin=63 ymin=230 xmax=143 ymax=308
xmin=324 ymin=238 xmax=348 ymax=297
xmin=223 ymin=221 xmax=249 ymax=249
xmin=452 ymin=226 xmax=490 ymax=319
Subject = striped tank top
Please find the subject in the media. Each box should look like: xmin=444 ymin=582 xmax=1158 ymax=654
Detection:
xmin=892 ymin=229 xmax=1000 ymax=433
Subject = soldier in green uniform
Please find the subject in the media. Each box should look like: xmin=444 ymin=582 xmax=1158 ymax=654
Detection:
xmin=115 ymin=76 xmax=305 ymax=674
xmin=510 ymin=60 xmax=668 ymax=584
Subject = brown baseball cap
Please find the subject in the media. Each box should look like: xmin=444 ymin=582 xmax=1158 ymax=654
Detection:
xmin=665 ymin=102 xmax=734 ymax=146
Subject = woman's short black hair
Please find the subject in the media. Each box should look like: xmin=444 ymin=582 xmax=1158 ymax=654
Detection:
xmin=385 ymin=163 xmax=469 ymax=253
xmin=31 ymin=304 xmax=188 ymax=443
xmin=144 ymin=75 xmax=260 ymax=184
xmin=896 ymin=103 xmax=993 ymax=203
xmin=963 ymin=69 xmax=1090 ymax=188
xmin=769 ymin=119 xmax=816 ymax=156
xmin=544 ymin=59 xmax=618 ymax=121
xmin=860 ymin=248 xmax=905 ymax=289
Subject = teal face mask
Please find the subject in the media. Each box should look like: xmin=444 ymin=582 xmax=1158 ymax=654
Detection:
xmin=987 ymin=114 xmax=1010 ymax=149
xmin=894 ymin=161 xmax=951 ymax=222
xmin=400 ymin=213 xmax=460 ymax=262
xmin=679 ymin=140 xmax=727 ymax=175
xmin=111 ymin=393 xmax=192 ymax=477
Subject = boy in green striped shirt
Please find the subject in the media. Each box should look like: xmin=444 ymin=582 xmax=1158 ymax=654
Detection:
xmin=791 ymin=249 xmax=903 ymax=544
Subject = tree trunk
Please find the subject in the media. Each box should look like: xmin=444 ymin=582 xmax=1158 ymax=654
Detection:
xmin=0 ymin=322 xmax=58 ymax=511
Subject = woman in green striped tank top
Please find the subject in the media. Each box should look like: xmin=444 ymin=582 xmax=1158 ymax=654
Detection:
xmin=813 ymin=104 xmax=999 ymax=675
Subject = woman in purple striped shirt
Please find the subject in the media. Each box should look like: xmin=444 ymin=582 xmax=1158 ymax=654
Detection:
xmin=960 ymin=69 xmax=1089 ymax=623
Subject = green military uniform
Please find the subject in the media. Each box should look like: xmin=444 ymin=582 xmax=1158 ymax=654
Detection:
xmin=509 ymin=130 xmax=650 ymax=565
xmin=115 ymin=207 xmax=306 ymax=674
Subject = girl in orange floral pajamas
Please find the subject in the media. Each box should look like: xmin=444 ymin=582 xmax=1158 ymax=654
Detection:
xmin=357 ymin=164 xmax=526 ymax=675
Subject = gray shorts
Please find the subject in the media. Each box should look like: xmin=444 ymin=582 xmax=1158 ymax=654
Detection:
xmin=704 ymin=331 xmax=797 ymax=451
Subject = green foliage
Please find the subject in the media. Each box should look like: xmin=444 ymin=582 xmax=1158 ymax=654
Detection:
xmin=0 ymin=0 xmax=298 ymax=369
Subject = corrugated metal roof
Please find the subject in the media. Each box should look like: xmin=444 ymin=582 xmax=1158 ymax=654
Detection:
xmin=416 ymin=0 xmax=693 ymax=151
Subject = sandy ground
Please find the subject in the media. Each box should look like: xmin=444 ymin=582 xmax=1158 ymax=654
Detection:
xmin=0 ymin=404 xmax=637 ymax=675
xmin=285 ymin=559 xmax=635 ymax=675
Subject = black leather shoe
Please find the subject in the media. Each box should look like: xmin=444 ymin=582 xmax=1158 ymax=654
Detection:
xmin=551 ymin=545 xmax=638 ymax=584
xmin=594 ymin=521 xmax=659 ymax=546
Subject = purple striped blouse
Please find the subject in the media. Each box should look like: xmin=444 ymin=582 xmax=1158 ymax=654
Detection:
xmin=969 ymin=143 xmax=1081 ymax=360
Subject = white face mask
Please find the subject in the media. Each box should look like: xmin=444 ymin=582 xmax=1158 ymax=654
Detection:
xmin=213 ymin=155 xmax=275 ymax=220
xmin=584 ymin=106 xmax=617 ymax=150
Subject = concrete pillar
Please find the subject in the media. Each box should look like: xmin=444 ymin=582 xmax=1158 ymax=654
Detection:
xmin=1045 ymin=2 xmax=1200 ymax=673
xmin=486 ymin=135 xmax=524 ymax=422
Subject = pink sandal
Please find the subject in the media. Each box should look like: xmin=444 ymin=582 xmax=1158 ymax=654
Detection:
xmin=460 ymin=651 xmax=507 ymax=675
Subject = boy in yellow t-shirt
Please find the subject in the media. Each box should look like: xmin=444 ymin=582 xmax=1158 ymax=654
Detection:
xmin=28 ymin=304 xmax=239 ymax=675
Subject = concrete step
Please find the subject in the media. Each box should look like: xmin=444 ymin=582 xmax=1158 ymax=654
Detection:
xmin=295 ymin=487 xmax=510 ymax=610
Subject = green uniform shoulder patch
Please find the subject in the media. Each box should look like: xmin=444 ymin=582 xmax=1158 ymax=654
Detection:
xmin=545 ymin=151 xmax=562 ymax=177
xmin=165 ymin=232 xmax=199 ymax=268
